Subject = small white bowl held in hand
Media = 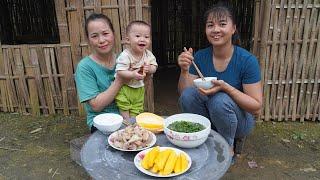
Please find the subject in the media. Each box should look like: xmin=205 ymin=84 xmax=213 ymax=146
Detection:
xmin=193 ymin=77 xmax=217 ymax=90
xmin=164 ymin=113 xmax=211 ymax=148
xmin=93 ymin=113 xmax=123 ymax=134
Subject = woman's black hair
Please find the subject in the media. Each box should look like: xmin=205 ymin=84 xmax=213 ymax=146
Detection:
xmin=85 ymin=13 xmax=115 ymax=38
xmin=203 ymin=2 xmax=241 ymax=45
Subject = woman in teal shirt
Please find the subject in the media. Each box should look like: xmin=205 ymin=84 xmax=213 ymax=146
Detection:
xmin=75 ymin=13 xmax=125 ymax=133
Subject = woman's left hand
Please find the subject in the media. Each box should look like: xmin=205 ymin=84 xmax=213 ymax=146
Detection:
xmin=198 ymin=79 xmax=229 ymax=95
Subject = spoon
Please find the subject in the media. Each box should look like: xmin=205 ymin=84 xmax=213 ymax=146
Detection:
xmin=183 ymin=47 xmax=205 ymax=81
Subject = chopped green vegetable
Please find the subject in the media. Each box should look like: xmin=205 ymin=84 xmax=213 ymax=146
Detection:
xmin=168 ymin=121 xmax=205 ymax=133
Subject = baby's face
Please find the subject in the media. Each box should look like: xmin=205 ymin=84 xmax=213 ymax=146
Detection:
xmin=127 ymin=24 xmax=151 ymax=55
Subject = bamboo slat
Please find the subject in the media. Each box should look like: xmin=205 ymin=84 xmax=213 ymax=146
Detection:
xmin=43 ymin=48 xmax=56 ymax=114
xmin=142 ymin=0 xmax=151 ymax=24
xmin=36 ymin=46 xmax=50 ymax=114
xmin=21 ymin=45 xmax=40 ymax=115
xmin=143 ymin=0 xmax=153 ymax=113
xmin=0 ymin=41 xmax=8 ymax=112
xmin=311 ymin=17 xmax=320 ymax=121
xmin=68 ymin=0 xmax=82 ymax=71
xmin=13 ymin=48 xmax=29 ymax=113
xmin=30 ymin=47 xmax=48 ymax=114
xmin=269 ymin=0 xmax=280 ymax=120
xmin=283 ymin=0 xmax=294 ymax=121
xmin=68 ymin=0 xmax=82 ymax=114
xmin=78 ymin=0 xmax=90 ymax=116
xmin=3 ymin=49 xmax=16 ymax=112
xmin=50 ymin=48 xmax=63 ymax=110
xmin=275 ymin=0 xmax=287 ymax=121
xmin=252 ymin=0 xmax=261 ymax=56
xmin=135 ymin=0 xmax=143 ymax=20
xmin=55 ymin=46 xmax=68 ymax=115
xmin=77 ymin=0 xmax=87 ymax=56
xmin=294 ymin=1 xmax=309 ymax=122
xmin=259 ymin=0 xmax=272 ymax=121
xmin=54 ymin=0 xmax=70 ymax=43
xmin=128 ymin=0 xmax=136 ymax=22
xmin=94 ymin=0 xmax=102 ymax=13
xmin=60 ymin=46 xmax=77 ymax=115
xmin=119 ymin=0 xmax=130 ymax=46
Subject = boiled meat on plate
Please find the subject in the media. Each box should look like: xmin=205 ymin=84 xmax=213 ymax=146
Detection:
xmin=110 ymin=125 xmax=153 ymax=150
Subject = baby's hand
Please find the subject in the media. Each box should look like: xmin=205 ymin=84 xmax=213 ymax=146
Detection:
xmin=143 ymin=64 xmax=150 ymax=74
xmin=133 ymin=69 xmax=145 ymax=80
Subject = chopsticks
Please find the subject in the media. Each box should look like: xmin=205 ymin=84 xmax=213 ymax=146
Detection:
xmin=123 ymin=119 xmax=133 ymax=126
xmin=183 ymin=47 xmax=205 ymax=81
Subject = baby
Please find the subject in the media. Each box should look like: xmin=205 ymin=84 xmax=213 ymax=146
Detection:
xmin=115 ymin=20 xmax=158 ymax=121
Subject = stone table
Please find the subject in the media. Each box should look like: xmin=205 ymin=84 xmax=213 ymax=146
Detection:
xmin=81 ymin=130 xmax=231 ymax=180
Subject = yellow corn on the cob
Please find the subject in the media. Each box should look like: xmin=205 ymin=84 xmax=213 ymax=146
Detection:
xmin=158 ymin=169 xmax=165 ymax=176
xmin=173 ymin=153 xmax=182 ymax=173
xmin=150 ymin=163 xmax=159 ymax=173
xmin=180 ymin=153 xmax=188 ymax=172
xmin=141 ymin=150 xmax=151 ymax=169
xmin=156 ymin=149 xmax=172 ymax=170
xmin=163 ymin=151 xmax=178 ymax=175
xmin=148 ymin=146 xmax=160 ymax=167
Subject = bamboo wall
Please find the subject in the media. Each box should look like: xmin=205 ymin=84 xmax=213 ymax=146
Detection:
xmin=0 ymin=0 xmax=152 ymax=116
xmin=0 ymin=0 xmax=319 ymax=122
xmin=252 ymin=0 xmax=320 ymax=122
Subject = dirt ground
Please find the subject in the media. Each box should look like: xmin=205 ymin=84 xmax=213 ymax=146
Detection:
xmin=0 ymin=67 xmax=320 ymax=180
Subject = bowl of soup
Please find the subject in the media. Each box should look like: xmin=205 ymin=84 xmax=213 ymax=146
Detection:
xmin=163 ymin=113 xmax=211 ymax=148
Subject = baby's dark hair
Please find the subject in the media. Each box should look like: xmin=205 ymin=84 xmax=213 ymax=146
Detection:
xmin=126 ymin=20 xmax=151 ymax=35
xmin=85 ymin=13 xmax=114 ymax=38
xmin=204 ymin=3 xmax=240 ymax=45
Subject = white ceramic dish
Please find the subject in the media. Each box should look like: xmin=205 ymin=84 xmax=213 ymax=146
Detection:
xmin=93 ymin=113 xmax=123 ymax=134
xmin=134 ymin=147 xmax=192 ymax=177
xmin=108 ymin=129 xmax=156 ymax=152
xmin=193 ymin=77 xmax=217 ymax=90
xmin=164 ymin=113 xmax=211 ymax=148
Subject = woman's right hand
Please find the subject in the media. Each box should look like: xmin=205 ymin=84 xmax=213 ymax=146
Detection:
xmin=178 ymin=47 xmax=194 ymax=72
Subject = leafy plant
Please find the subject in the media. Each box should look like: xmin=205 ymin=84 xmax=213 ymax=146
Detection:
xmin=292 ymin=132 xmax=306 ymax=140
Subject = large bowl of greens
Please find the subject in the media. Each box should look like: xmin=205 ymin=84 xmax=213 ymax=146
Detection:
xmin=164 ymin=113 xmax=211 ymax=148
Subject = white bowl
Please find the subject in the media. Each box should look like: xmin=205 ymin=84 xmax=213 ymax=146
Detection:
xmin=93 ymin=113 xmax=123 ymax=134
xmin=193 ymin=77 xmax=217 ymax=90
xmin=164 ymin=113 xmax=211 ymax=148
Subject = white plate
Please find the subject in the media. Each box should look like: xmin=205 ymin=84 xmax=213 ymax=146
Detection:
xmin=108 ymin=129 xmax=157 ymax=152
xmin=134 ymin=147 xmax=192 ymax=177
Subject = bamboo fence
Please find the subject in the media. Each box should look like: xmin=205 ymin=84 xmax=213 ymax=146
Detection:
xmin=0 ymin=0 xmax=319 ymax=122
xmin=252 ymin=0 xmax=320 ymax=122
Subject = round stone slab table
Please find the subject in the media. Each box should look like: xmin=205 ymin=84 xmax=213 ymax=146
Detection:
xmin=81 ymin=130 xmax=231 ymax=180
